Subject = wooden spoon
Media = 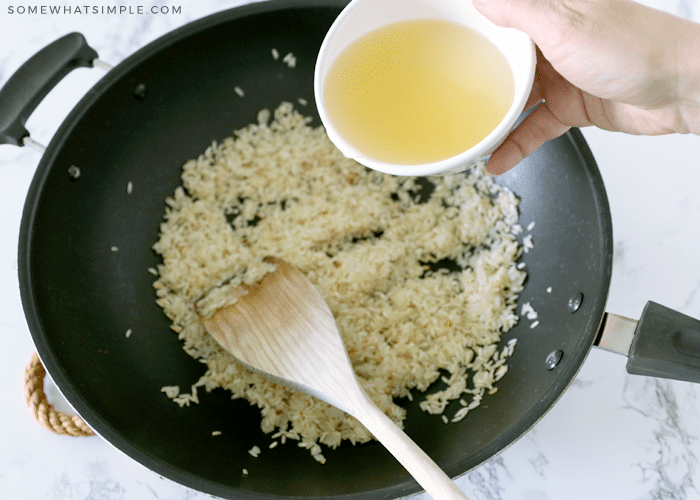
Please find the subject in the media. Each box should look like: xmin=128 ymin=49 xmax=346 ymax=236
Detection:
xmin=201 ymin=258 xmax=469 ymax=500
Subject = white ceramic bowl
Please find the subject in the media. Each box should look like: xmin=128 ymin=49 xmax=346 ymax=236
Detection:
xmin=314 ymin=0 xmax=536 ymax=176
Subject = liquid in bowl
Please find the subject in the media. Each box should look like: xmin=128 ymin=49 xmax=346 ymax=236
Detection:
xmin=323 ymin=19 xmax=515 ymax=165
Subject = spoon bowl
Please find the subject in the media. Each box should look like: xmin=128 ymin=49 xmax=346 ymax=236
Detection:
xmin=201 ymin=258 xmax=469 ymax=500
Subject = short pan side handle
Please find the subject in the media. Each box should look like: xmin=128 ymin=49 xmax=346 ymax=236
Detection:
xmin=627 ymin=301 xmax=700 ymax=384
xmin=0 ymin=32 xmax=98 ymax=147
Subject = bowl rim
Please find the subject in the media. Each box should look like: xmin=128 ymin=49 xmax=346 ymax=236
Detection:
xmin=314 ymin=0 xmax=536 ymax=176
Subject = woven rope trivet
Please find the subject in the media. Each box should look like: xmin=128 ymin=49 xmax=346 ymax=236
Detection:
xmin=24 ymin=352 xmax=95 ymax=437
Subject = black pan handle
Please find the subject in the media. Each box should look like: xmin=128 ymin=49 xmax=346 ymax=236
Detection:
xmin=0 ymin=32 xmax=98 ymax=147
xmin=597 ymin=302 xmax=700 ymax=384
xmin=626 ymin=301 xmax=700 ymax=384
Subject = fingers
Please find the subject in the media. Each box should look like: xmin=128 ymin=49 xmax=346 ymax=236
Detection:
xmin=524 ymin=71 xmax=544 ymax=111
xmin=486 ymin=103 xmax=571 ymax=176
xmin=485 ymin=50 xmax=572 ymax=176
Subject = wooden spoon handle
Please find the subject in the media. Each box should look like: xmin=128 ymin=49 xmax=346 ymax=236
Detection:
xmin=353 ymin=396 xmax=469 ymax=500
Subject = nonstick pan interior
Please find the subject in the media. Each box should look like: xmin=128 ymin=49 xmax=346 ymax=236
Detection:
xmin=18 ymin=1 xmax=613 ymax=498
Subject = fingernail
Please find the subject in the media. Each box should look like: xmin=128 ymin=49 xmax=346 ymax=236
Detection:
xmin=484 ymin=159 xmax=496 ymax=178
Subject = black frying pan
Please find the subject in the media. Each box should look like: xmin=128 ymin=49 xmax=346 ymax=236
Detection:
xmin=2 ymin=1 xmax=699 ymax=499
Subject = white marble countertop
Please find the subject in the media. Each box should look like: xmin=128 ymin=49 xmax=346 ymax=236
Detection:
xmin=1 ymin=1 xmax=699 ymax=499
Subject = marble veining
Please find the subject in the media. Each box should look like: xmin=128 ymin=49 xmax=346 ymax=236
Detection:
xmin=623 ymin=378 xmax=699 ymax=499
xmin=1 ymin=1 xmax=699 ymax=499
xmin=466 ymin=456 xmax=512 ymax=500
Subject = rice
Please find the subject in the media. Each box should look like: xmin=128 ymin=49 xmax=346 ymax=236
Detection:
xmin=521 ymin=302 xmax=538 ymax=320
xmin=161 ymin=386 xmax=179 ymax=398
xmin=282 ymin=52 xmax=296 ymax=68
xmin=153 ymin=102 xmax=526 ymax=461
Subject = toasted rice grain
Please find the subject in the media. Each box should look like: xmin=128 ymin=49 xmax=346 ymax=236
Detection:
xmin=282 ymin=52 xmax=296 ymax=68
xmin=154 ymin=103 xmax=525 ymax=460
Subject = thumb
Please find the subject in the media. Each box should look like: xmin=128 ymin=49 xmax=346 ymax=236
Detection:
xmin=471 ymin=0 xmax=545 ymax=36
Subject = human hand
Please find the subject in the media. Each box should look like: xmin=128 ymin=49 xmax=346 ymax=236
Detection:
xmin=472 ymin=0 xmax=700 ymax=175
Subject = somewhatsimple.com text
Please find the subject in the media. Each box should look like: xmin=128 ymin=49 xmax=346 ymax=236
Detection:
xmin=7 ymin=5 xmax=182 ymax=15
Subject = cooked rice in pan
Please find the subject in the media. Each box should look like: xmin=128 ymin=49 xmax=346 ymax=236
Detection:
xmin=153 ymin=103 xmax=526 ymax=463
